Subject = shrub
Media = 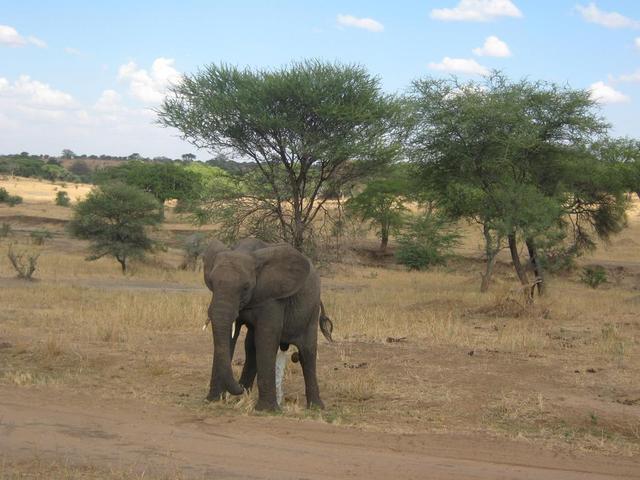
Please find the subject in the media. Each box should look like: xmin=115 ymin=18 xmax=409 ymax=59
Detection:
xmin=581 ymin=266 xmax=607 ymax=289
xmin=68 ymin=183 xmax=163 ymax=273
xmin=30 ymin=229 xmax=53 ymax=246
xmin=6 ymin=195 xmax=22 ymax=206
xmin=55 ymin=190 xmax=71 ymax=207
xmin=0 ymin=222 xmax=11 ymax=238
xmin=395 ymin=213 xmax=460 ymax=271
xmin=0 ymin=188 xmax=23 ymax=206
xmin=7 ymin=244 xmax=40 ymax=280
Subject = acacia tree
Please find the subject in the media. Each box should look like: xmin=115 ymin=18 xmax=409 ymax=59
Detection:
xmin=345 ymin=166 xmax=410 ymax=251
xmin=590 ymin=137 xmax=640 ymax=199
xmin=158 ymin=60 xmax=401 ymax=250
xmin=95 ymin=161 xmax=201 ymax=212
xmin=409 ymin=73 xmax=627 ymax=295
xmin=68 ymin=183 xmax=163 ymax=273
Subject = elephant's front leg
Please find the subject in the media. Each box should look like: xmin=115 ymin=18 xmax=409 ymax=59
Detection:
xmin=253 ymin=314 xmax=282 ymax=411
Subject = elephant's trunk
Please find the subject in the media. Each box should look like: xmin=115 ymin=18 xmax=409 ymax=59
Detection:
xmin=208 ymin=297 xmax=244 ymax=398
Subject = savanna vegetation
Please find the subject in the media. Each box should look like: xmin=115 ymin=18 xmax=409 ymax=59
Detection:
xmin=1 ymin=61 xmax=640 ymax=477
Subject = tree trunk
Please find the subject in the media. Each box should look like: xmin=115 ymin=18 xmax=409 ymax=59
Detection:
xmin=508 ymin=232 xmax=529 ymax=287
xmin=117 ymin=255 xmax=127 ymax=274
xmin=380 ymin=223 xmax=389 ymax=252
xmin=291 ymin=208 xmax=305 ymax=251
xmin=526 ymin=238 xmax=545 ymax=296
xmin=480 ymin=225 xmax=500 ymax=293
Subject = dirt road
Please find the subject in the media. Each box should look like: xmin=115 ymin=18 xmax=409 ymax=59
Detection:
xmin=1 ymin=387 xmax=638 ymax=479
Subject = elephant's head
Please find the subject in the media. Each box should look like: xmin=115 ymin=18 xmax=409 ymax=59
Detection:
xmin=203 ymin=240 xmax=311 ymax=397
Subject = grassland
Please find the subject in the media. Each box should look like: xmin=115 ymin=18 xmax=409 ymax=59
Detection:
xmin=1 ymin=178 xmax=639 ymax=476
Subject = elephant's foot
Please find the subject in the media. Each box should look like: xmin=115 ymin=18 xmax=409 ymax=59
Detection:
xmin=206 ymin=389 xmax=223 ymax=402
xmin=206 ymin=377 xmax=227 ymax=401
xmin=255 ymin=398 xmax=280 ymax=412
xmin=239 ymin=379 xmax=255 ymax=391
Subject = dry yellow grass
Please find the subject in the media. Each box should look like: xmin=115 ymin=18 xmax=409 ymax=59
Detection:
xmin=1 ymin=187 xmax=639 ymax=459
xmin=0 ymin=176 xmax=92 ymax=203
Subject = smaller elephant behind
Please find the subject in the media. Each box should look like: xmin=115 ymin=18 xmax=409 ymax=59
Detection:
xmin=203 ymin=238 xmax=333 ymax=411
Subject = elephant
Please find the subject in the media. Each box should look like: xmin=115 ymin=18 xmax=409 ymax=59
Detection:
xmin=203 ymin=237 xmax=333 ymax=411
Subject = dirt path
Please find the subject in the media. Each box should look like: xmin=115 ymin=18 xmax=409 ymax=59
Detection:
xmin=1 ymin=387 xmax=638 ymax=479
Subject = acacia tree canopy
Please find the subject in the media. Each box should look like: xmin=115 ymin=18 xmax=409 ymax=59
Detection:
xmin=96 ymin=161 xmax=201 ymax=206
xmin=158 ymin=60 xmax=403 ymax=249
xmin=68 ymin=183 xmax=163 ymax=273
xmin=345 ymin=165 xmax=412 ymax=251
xmin=408 ymin=73 xmax=626 ymax=294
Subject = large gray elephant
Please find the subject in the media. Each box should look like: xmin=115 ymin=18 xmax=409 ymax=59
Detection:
xmin=203 ymin=238 xmax=333 ymax=411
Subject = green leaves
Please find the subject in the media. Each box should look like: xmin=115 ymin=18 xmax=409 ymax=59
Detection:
xmin=95 ymin=161 xmax=201 ymax=205
xmin=68 ymin=183 xmax=163 ymax=272
xmin=408 ymin=72 xmax=627 ymax=289
xmin=345 ymin=166 xmax=411 ymax=249
xmin=395 ymin=212 xmax=460 ymax=270
xmin=158 ymin=60 xmax=401 ymax=248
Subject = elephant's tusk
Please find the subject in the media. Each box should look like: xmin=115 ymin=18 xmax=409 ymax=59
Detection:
xmin=202 ymin=318 xmax=210 ymax=331
xmin=231 ymin=321 xmax=236 ymax=338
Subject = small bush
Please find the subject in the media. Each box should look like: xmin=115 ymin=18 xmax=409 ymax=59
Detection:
xmin=7 ymin=244 xmax=40 ymax=280
xmin=0 ymin=188 xmax=23 ymax=207
xmin=0 ymin=222 xmax=11 ymax=238
xmin=55 ymin=191 xmax=71 ymax=207
xmin=6 ymin=195 xmax=22 ymax=206
xmin=581 ymin=266 xmax=607 ymax=289
xmin=30 ymin=229 xmax=53 ymax=246
xmin=395 ymin=213 xmax=460 ymax=270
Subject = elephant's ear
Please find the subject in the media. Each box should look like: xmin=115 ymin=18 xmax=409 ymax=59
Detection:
xmin=203 ymin=240 xmax=229 ymax=292
xmin=252 ymin=245 xmax=311 ymax=303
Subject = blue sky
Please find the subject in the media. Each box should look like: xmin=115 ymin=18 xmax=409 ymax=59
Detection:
xmin=1 ymin=1 xmax=639 ymax=158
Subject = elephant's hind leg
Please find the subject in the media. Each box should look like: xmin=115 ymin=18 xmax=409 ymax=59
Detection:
xmin=297 ymin=311 xmax=324 ymax=409
xmin=253 ymin=314 xmax=282 ymax=411
xmin=239 ymin=327 xmax=257 ymax=390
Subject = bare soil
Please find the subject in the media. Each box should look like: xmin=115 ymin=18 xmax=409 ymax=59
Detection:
xmin=2 ymin=387 xmax=638 ymax=480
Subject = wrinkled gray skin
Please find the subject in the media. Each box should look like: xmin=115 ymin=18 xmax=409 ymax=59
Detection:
xmin=203 ymin=237 xmax=329 ymax=411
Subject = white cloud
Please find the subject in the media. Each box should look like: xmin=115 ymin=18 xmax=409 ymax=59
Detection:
xmin=118 ymin=57 xmax=182 ymax=104
xmin=64 ymin=47 xmax=83 ymax=56
xmin=428 ymin=57 xmax=490 ymax=75
xmin=575 ymin=3 xmax=640 ymax=29
xmin=0 ymin=24 xmax=46 ymax=47
xmin=472 ymin=35 xmax=511 ymax=57
xmin=617 ymin=70 xmax=640 ymax=83
xmin=336 ymin=14 xmax=384 ymax=32
xmin=430 ymin=0 xmax=522 ymax=22
xmin=27 ymin=36 xmax=47 ymax=48
xmin=588 ymin=81 xmax=629 ymax=104
xmin=0 ymin=75 xmax=75 ymax=109
xmin=635 ymin=37 xmax=640 ymax=50
xmin=94 ymin=89 xmax=123 ymax=112
xmin=0 ymin=73 xmax=196 ymax=157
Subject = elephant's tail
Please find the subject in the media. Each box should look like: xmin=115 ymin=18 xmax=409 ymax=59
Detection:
xmin=319 ymin=301 xmax=334 ymax=343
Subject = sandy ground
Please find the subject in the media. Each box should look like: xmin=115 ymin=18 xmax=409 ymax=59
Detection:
xmin=2 ymin=387 xmax=638 ymax=480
